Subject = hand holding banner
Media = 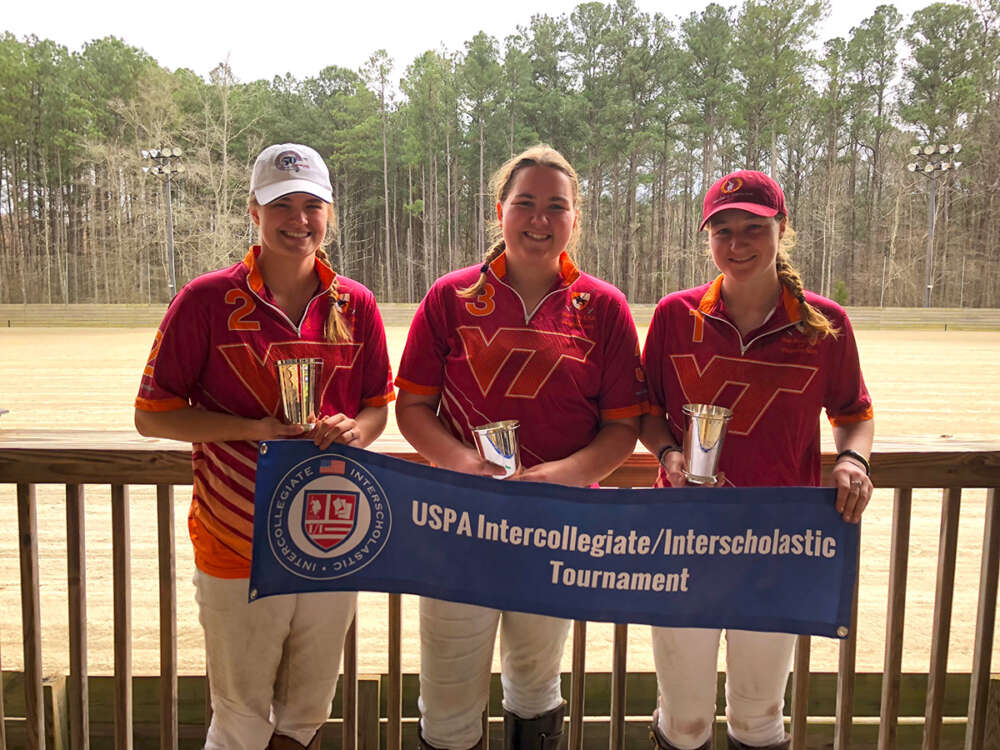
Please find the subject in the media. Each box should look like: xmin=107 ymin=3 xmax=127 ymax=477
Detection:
xmin=250 ymin=441 xmax=859 ymax=638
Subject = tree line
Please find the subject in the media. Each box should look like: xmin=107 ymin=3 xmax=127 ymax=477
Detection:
xmin=1 ymin=0 xmax=998 ymax=308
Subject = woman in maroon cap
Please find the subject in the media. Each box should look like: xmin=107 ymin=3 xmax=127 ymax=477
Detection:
xmin=638 ymin=170 xmax=874 ymax=750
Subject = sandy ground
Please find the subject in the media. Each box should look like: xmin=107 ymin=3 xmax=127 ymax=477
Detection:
xmin=0 ymin=327 xmax=998 ymax=677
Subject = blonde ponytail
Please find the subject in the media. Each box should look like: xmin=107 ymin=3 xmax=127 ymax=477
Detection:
xmin=314 ymin=246 xmax=350 ymax=343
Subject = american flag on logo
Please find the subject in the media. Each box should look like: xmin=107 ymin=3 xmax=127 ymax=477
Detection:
xmin=303 ymin=490 xmax=358 ymax=550
xmin=320 ymin=459 xmax=346 ymax=475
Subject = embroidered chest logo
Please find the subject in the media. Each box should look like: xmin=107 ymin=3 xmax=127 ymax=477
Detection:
xmin=336 ymin=293 xmax=351 ymax=312
xmin=465 ymin=283 xmax=496 ymax=317
xmin=458 ymin=326 xmax=595 ymax=398
xmin=670 ymin=354 xmax=817 ymax=435
xmin=219 ymin=341 xmax=362 ymax=416
xmin=570 ymin=292 xmax=591 ymax=311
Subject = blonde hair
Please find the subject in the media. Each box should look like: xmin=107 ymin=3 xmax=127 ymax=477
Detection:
xmin=772 ymin=216 xmax=838 ymax=342
xmin=458 ymin=144 xmax=582 ymax=298
xmin=248 ymin=195 xmax=349 ymax=342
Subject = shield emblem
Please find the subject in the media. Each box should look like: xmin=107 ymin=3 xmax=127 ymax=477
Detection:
xmin=571 ymin=292 xmax=591 ymax=310
xmin=302 ymin=490 xmax=359 ymax=551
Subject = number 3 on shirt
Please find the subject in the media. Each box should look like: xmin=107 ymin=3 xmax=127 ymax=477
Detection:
xmin=465 ymin=283 xmax=495 ymax=317
xmin=226 ymin=289 xmax=261 ymax=331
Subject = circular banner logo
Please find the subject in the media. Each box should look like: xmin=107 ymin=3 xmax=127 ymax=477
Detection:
xmin=265 ymin=453 xmax=390 ymax=581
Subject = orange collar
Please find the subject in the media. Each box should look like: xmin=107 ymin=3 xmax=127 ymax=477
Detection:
xmin=698 ymin=274 xmax=802 ymax=325
xmin=487 ymin=250 xmax=581 ymax=287
xmin=242 ymin=245 xmax=338 ymax=296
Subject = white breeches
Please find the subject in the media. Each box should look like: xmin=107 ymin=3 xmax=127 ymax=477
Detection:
xmin=418 ymin=597 xmax=571 ymax=749
xmin=195 ymin=570 xmax=357 ymax=750
xmin=651 ymin=626 xmax=795 ymax=749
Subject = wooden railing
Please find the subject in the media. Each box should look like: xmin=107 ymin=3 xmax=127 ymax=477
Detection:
xmin=0 ymin=431 xmax=998 ymax=750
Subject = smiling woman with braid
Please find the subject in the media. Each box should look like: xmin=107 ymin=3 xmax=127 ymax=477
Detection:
xmin=134 ymin=143 xmax=394 ymax=750
xmin=395 ymin=145 xmax=648 ymax=750
xmin=639 ymin=170 xmax=874 ymax=750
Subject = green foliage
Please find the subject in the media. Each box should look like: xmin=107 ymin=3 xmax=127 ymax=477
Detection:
xmin=832 ymin=280 xmax=849 ymax=306
xmin=2 ymin=2 xmax=999 ymax=308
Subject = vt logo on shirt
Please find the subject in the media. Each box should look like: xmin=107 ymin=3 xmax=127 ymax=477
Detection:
xmin=670 ymin=354 xmax=817 ymax=435
xmin=458 ymin=326 xmax=594 ymax=398
xmin=219 ymin=341 xmax=362 ymax=416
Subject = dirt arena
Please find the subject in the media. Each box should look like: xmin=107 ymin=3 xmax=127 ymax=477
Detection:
xmin=0 ymin=326 xmax=998 ymax=677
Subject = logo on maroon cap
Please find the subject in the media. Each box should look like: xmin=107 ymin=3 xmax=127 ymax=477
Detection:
xmin=721 ymin=177 xmax=743 ymax=194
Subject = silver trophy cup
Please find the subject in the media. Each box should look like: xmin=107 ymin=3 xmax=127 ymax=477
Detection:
xmin=472 ymin=420 xmax=522 ymax=478
xmin=681 ymin=403 xmax=733 ymax=485
xmin=276 ymin=358 xmax=323 ymax=429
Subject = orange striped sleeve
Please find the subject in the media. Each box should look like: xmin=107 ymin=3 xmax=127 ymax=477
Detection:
xmin=394 ymin=376 xmax=441 ymax=396
xmin=646 ymin=403 xmax=666 ymax=417
xmin=828 ymin=405 xmax=874 ymax=426
xmin=135 ymin=395 xmax=188 ymax=412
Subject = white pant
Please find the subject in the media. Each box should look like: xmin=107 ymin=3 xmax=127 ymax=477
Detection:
xmin=418 ymin=597 xmax=571 ymax=749
xmin=194 ymin=570 xmax=357 ymax=750
xmin=651 ymin=627 xmax=795 ymax=749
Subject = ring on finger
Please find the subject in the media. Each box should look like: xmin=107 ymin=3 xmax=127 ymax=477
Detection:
xmin=851 ymin=480 xmax=862 ymax=488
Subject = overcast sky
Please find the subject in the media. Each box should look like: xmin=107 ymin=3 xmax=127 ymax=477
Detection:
xmin=5 ymin=0 xmax=934 ymax=84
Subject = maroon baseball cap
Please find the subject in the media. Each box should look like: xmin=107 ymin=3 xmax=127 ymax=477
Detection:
xmin=700 ymin=170 xmax=787 ymax=231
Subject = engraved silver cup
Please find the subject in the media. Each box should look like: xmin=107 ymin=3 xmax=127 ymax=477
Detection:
xmin=472 ymin=420 xmax=522 ymax=478
xmin=276 ymin=358 xmax=323 ymax=429
xmin=681 ymin=403 xmax=733 ymax=485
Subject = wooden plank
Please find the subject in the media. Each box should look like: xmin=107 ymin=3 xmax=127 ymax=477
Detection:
xmin=1 ymin=431 xmax=999 ymax=488
xmin=156 ymin=485 xmax=178 ymax=750
xmin=45 ymin=676 xmax=69 ymax=750
xmin=834 ymin=524 xmax=860 ymax=750
xmin=609 ymin=624 xmax=627 ymax=750
xmin=111 ymin=484 xmax=132 ymax=750
xmin=386 ymin=594 xmax=402 ymax=750
xmin=923 ymin=488 xmax=961 ymax=750
xmin=65 ymin=484 xmax=88 ymax=750
xmin=790 ymin=636 xmax=810 ymax=750
xmin=878 ymin=487 xmax=912 ymax=750
xmin=569 ymin=620 xmax=586 ymax=750
xmin=966 ymin=488 xmax=1000 ymax=750
xmin=357 ymin=676 xmax=380 ymax=750
xmin=342 ymin=615 xmax=357 ymax=750
xmin=17 ymin=483 xmax=44 ymax=750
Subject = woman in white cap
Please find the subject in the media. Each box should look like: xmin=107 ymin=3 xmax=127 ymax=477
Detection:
xmin=134 ymin=143 xmax=395 ymax=750
xmin=395 ymin=144 xmax=648 ymax=750
xmin=639 ymin=170 xmax=874 ymax=750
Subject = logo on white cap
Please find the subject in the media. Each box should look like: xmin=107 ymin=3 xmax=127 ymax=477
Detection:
xmin=251 ymin=143 xmax=333 ymax=205
xmin=274 ymin=150 xmax=312 ymax=173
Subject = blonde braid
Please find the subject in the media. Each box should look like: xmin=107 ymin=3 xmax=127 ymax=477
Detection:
xmin=458 ymin=240 xmax=506 ymax=299
xmin=775 ymin=249 xmax=838 ymax=343
xmin=315 ymin=246 xmax=350 ymax=343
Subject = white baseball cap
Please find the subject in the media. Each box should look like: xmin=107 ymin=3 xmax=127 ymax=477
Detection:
xmin=250 ymin=143 xmax=333 ymax=204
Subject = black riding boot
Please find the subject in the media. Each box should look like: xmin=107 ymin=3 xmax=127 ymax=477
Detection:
xmin=726 ymin=734 xmax=790 ymax=750
xmin=503 ymin=702 xmax=565 ymax=750
xmin=267 ymin=730 xmax=321 ymax=750
xmin=416 ymin=719 xmax=483 ymax=750
xmin=648 ymin=710 xmax=711 ymax=750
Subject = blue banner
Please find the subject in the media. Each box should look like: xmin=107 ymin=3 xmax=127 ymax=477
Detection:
xmin=249 ymin=440 xmax=858 ymax=638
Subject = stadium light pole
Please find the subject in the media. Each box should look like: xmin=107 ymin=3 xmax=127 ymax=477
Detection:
xmin=906 ymin=143 xmax=961 ymax=307
xmin=141 ymin=147 xmax=185 ymax=299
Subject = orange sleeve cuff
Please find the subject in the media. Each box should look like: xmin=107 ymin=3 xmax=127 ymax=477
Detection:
xmin=601 ymin=403 xmax=647 ymax=421
xmin=646 ymin=403 xmax=666 ymax=417
xmin=362 ymin=390 xmax=396 ymax=408
xmin=828 ymin=405 xmax=874 ymax=426
xmin=135 ymin=396 xmax=189 ymax=412
xmin=394 ymin=376 xmax=441 ymax=396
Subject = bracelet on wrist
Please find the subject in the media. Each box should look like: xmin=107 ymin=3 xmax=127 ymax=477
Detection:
xmin=835 ymin=448 xmax=870 ymax=476
xmin=657 ymin=444 xmax=682 ymax=466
